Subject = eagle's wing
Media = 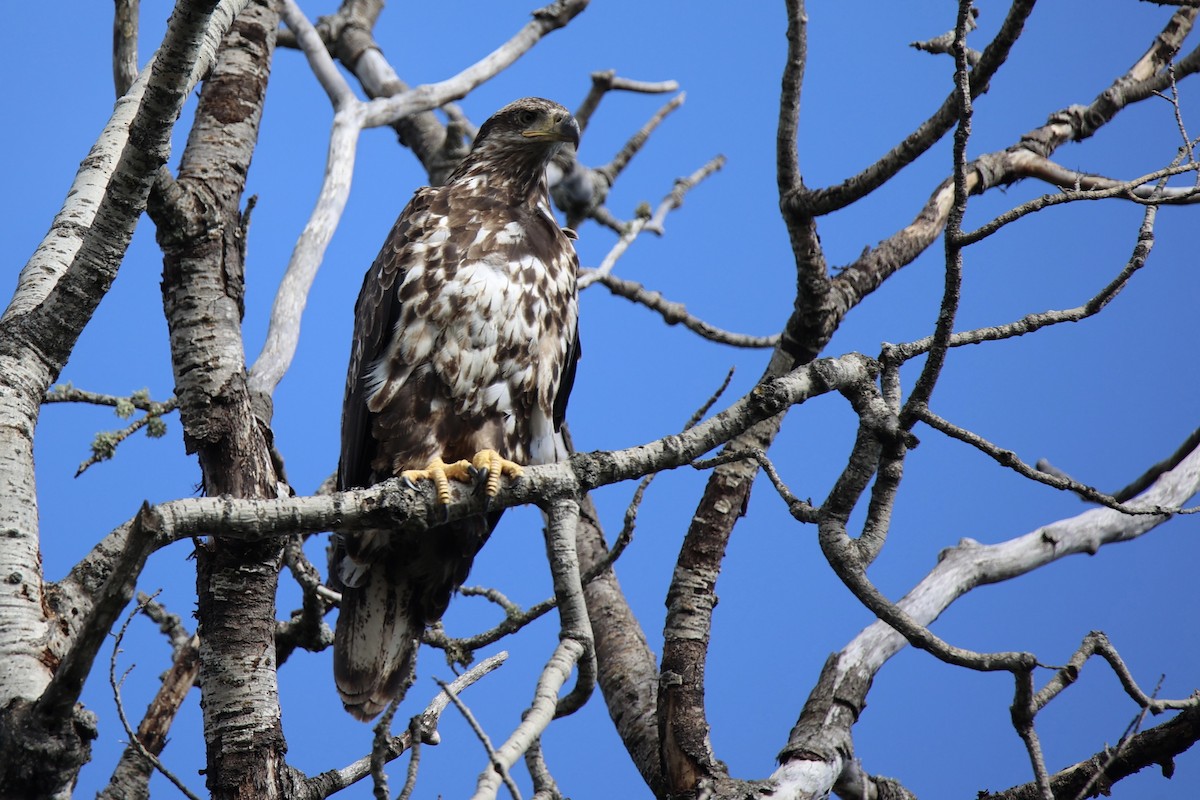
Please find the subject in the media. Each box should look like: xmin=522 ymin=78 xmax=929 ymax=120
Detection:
xmin=338 ymin=188 xmax=435 ymax=493
xmin=553 ymin=325 xmax=581 ymax=432
xmin=334 ymin=188 xmax=441 ymax=720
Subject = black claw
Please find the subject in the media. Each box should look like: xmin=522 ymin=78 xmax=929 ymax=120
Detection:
xmin=439 ymin=502 xmax=451 ymax=524
xmin=402 ymin=476 xmax=417 ymax=490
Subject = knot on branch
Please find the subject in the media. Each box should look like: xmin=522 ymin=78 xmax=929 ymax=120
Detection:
xmin=334 ymin=20 xmax=379 ymax=70
xmin=973 ymin=151 xmax=1008 ymax=191
xmin=0 ymin=699 xmax=98 ymax=797
xmin=531 ymin=0 xmax=586 ymax=26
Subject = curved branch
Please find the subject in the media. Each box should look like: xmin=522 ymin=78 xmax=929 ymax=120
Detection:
xmin=771 ymin=437 xmax=1200 ymax=796
xmin=787 ymin=0 xmax=1037 ymax=216
xmin=360 ymin=0 xmax=590 ymax=129
xmin=574 ymin=69 xmax=679 ymax=132
xmin=591 ymin=273 xmax=777 ymax=349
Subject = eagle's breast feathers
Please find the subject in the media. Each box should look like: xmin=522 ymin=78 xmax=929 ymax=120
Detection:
xmin=362 ymin=183 xmax=577 ymax=468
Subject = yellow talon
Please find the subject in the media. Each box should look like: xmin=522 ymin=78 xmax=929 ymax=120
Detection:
xmin=401 ymin=457 xmax=472 ymax=505
xmin=469 ymin=449 xmax=524 ymax=498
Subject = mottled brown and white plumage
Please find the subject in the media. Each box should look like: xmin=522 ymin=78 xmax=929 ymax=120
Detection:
xmin=333 ymin=98 xmax=581 ymax=720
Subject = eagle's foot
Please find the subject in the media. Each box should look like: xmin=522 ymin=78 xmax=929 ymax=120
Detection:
xmin=401 ymin=457 xmax=473 ymax=506
xmin=468 ymin=449 xmax=524 ymax=498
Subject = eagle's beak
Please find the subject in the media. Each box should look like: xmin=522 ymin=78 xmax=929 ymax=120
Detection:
xmin=554 ymin=114 xmax=581 ymax=148
xmin=525 ymin=113 xmax=580 ymax=148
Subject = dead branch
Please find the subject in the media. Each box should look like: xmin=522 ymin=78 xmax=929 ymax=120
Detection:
xmin=299 ymin=652 xmax=507 ymax=799
xmin=574 ymin=69 xmax=680 ymax=132
xmin=578 ymin=154 xmax=726 ymax=288
xmin=771 ymin=436 xmax=1200 ymax=795
xmin=438 ymin=677 xmax=522 ymax=800
xmin=107 ymin=594 xmax=202 ymax=800
xmin=591 ymin=273 xmax=777 ymax=348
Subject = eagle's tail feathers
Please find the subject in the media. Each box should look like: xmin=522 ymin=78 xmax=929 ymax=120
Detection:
xmin=333 ymin=560 xmax=417 ymax=721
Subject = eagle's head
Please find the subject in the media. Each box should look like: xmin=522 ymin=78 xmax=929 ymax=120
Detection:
xmin=452 ymin=98 xmax=580 ymax=198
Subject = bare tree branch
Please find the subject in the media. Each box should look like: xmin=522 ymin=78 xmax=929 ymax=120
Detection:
xmin=787 ymin=0 xmax=1035 ymax=216
xmin=299 ymin=652 xmax=508 ymax=799
xmin=470 ymin=638 xmax=586 ymax=800
xmin=112 ymin=0 xmax=140 ymax=96
xmin=772 ymin=438 xmax=1200 ymax=796
xmin=438 ymin=677 xmax=523 ymax=800
xmin=574 ymin=69 xmax=679 ymax=132
xmin=580 ymin=152 xmax=726 ymax=285
xmin=590 ymin=273 xmax=776 ymax=349
xmin=914 ymin=403 xmax=1192 ymax=516
xmin=106 ymin=594 xmax=202 ymax=800
xmin=983 ymin=705 xmax=1200 ymax=800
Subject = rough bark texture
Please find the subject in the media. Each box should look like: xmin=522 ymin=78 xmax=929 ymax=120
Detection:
xmin=0 ymin=1 xmax=239 ymax=795
xmin=576 ymin=492 xmax=665 ymax=796
xmin=657 ymin=350 xmax=793 ymax=797
xmin=152 ymin=2 xmax=293 ymax=797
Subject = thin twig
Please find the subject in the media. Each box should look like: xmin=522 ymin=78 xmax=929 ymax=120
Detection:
xmin=914 ymin=405 xmax=1193 ymax=516
xmin=578 ymin=154 xmax=726 ymax=288
xmin=302 ymin=653 xmax=508 ymax=796
xmin=469 ymin=639 xmax=585 ymax=800
xmin=1159 ymin=62 xmax=1197 ymax=166
xmin=615 ymin=367 xmax=743 ymax=576
xmin=1033 ymin=632 xmax=1198 ymax=715
xmin=1071 ymin=678 xmax=1162 ymax=800
xmin=44 ymin=386 xmax=178 ymax=475
xmin=437 ymin=677 xmax=522 ymax=800
xmin=890 ymin=199 xmax=1159 ymax=361
xmin=958 ymin=158 xmax=1200 ymax=246
xmin=109 ymin=592 xmax=203 ymax=800
xmin=590 ymin=273 xmax=777 ymax=348
xmin=693 ymin=447 xmax=818 ymax=523
xmin=575 ymin=69 xmax=680 ymax=132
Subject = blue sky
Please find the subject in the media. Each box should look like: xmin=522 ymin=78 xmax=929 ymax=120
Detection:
xmin=3 ymin=1 xmax=1198 ymax=798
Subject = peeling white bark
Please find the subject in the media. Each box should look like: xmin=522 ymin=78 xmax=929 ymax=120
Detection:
xmin=0 ymin=0 xmax=252 ymax=712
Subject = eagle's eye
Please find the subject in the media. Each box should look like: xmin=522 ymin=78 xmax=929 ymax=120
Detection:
xmin=516 ymin=109 xmax=539 ymax=127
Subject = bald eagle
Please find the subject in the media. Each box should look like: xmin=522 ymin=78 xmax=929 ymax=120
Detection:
xmin=333 ymin=98 xmax=582 ymax=720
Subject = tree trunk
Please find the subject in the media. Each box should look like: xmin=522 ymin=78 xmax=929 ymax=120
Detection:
xmin=152 ymin=2 xmax=296 ymax=796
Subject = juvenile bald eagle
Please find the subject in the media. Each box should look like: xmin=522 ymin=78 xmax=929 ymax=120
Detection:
xmin=333 ymin=98 xmax=581 ymax=720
